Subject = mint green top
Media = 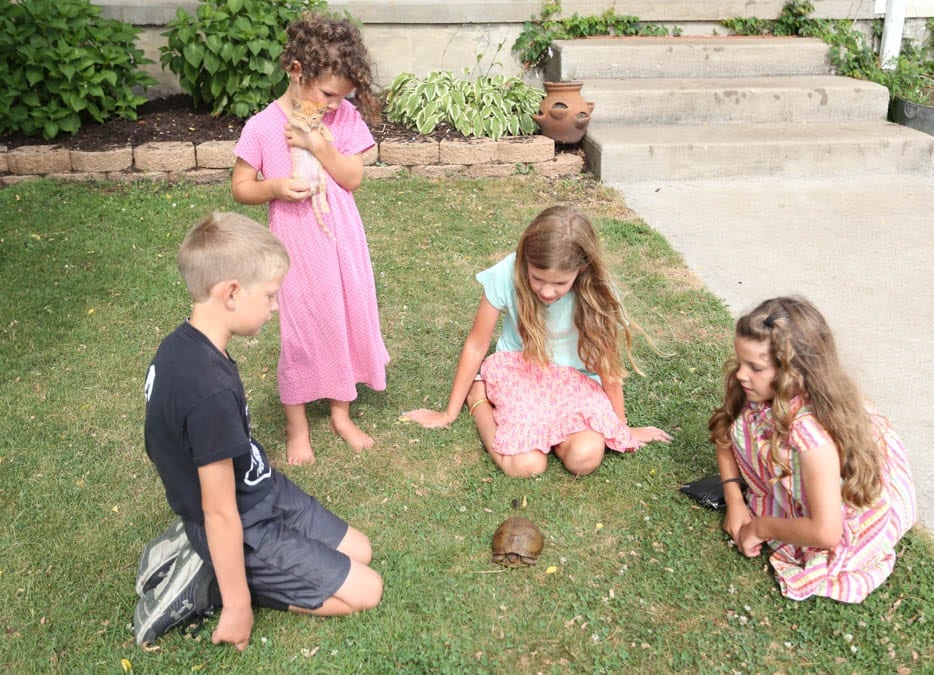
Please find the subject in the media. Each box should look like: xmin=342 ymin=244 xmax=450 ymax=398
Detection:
xmin=476 ymin=253 xmax=597 ymax=381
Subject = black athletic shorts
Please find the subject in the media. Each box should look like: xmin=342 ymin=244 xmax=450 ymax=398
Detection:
xmin=187 ymin=470 xmax=350 ymax=611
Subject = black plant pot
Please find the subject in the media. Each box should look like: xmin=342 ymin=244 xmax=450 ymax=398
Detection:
xmin=889 ymin=95 xmax=934 ymax=137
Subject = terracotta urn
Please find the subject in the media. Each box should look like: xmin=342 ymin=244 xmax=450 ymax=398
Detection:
xmin=532 ymin=81 xmax=595 ymax=144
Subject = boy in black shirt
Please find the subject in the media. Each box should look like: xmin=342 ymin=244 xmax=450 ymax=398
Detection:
xmin=135 ymin=212 xmax=382 ymax=649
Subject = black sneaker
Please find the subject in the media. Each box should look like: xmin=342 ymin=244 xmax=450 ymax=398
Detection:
xmin=133 ymin=544 xmax=215 ymax=645
xmin=135 ymin=517 xmax=188 ymax=596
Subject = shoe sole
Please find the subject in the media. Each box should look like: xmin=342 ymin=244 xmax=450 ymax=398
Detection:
xmin=135 ymin=517 xmax=187 ymax=596
xmin=134 ymin=548 xmax=214 ymax=645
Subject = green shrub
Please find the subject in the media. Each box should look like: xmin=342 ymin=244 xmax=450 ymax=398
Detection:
xmin=724 ymin=2 xmax=934 ymax=106
xmin=0 ymin=0 xmax=155 ymax=140
xmin=829 ymin=25 xmax=934 ymax=106
xmin=722 ymin=1 xmax=830 ymax=37
xmin=384 ymin=70 xmax=545 ymax=140
xmin=160 ymin=0 xmax=326 ymax=119
xmin=512 ymin=0 xmax=670 ymax=71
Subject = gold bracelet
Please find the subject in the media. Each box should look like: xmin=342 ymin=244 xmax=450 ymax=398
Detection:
xmin=468 ymin=398 xmax=489 ymax=416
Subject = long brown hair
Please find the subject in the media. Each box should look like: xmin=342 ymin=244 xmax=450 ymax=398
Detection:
xmin=513 ymin=205 xmax=641 ymax=381
xmin=708 ymin=296 xmax=883 ymax=506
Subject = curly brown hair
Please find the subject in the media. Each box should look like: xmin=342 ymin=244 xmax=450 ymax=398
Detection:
xmin=513 ymin=205 xmax=643 ymax=382
xmin=279 ymin=13 xmax=380 ymax=123
xmin=708 ymin=296 xmax=883 ymax=507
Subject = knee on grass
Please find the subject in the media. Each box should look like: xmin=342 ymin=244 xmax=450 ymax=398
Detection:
xmin=498 ymin=451 xmax=548 ymax=479
xmin=345 ymin=563 xmax=383 ymax=612
xmin=558 ymin=435 xmax=606 ymax=476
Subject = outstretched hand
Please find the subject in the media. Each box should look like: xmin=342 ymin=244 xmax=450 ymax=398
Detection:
xmin=630 ymin=426 xmax=672 ymax=445
xmin=402 ymin=409 xmax=455 ymax=429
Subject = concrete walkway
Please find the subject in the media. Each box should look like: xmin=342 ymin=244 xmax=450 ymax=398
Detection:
xmin=611 ymin=174 xmax=934 ymax=531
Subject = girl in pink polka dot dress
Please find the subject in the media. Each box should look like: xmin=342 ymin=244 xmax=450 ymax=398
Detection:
xmin=232 ymin=14 xmax=388 ymax=465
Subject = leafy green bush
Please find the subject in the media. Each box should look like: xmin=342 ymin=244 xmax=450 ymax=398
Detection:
xmin=725 ymin=2 xmax=934 ymax=106
xmin=722 ymin=1 xmax=829 ymax=37
xmin=160 ymin=0 xmax=326 ymax=118
xmin=512 ymin=0 xmax=670 ymax=71
xmin=0 ymin=0 xmax=156 ymax=140
xmin=828 ymin=24 xmax=934 ymax=106
xmin=384 ymin=71 xmax=545 ymax=140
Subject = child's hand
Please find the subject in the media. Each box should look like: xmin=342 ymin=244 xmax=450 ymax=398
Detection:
xmin=285 ymin=122 xmax=328 ymax=156
xmin=402 ymin=409 xmax=455 ymax=429
xmin=722 ymin=503 xmax=753 ymax=543
xmin=630 ymin=426 xmax=672 ymax=444
xmin=269 ymin=177 xmax=312 ymax=202
xmin=736 ymin=519 xmax=766 ymax=557
xmin=212 ymin=605 xmax=254 ymax=652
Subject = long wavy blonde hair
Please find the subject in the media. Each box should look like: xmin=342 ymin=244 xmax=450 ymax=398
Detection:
xmin=708 ymin=296 xmax=883 ymax=507
xmin=513 ymin=205 xmax=641 ymax=381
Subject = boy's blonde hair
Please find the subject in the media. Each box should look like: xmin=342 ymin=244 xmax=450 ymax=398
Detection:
xmin=177 ymin=212 xmax=290 ymax=302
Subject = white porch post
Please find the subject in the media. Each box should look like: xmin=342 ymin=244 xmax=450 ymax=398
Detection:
xmin=879 ymin=0 xmax=908 ymax=69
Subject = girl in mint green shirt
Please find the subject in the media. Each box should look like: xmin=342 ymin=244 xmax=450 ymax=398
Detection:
xmin=405 ymin=205 xmax=671 ymax=477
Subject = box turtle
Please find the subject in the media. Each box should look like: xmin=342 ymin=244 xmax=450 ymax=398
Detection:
xmin=491 ymin=517 xmax=544 ymax=567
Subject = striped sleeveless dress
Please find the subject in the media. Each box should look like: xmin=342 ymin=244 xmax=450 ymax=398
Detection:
xmin=731 ymin=396 xmax=916 ymax=603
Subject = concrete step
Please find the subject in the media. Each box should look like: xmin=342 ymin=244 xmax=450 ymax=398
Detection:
xmin=583 ymin=120 xmax=934 ymax=181
xmin=545 ymin=37 xmax=832 ymax=81
xmin=580 ymin=76 xmax=891 ymax=125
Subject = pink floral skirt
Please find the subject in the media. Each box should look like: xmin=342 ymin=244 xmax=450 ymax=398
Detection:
xmin=480 ymin=350 xmax=639 ymax=456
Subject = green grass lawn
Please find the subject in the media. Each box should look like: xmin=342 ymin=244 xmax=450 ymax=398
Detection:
xmin=0 ymin=176 xmax=930 ymax=673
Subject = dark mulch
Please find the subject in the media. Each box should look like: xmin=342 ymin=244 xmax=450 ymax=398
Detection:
xmin=0 ymin=94 xmax=471 ymax=151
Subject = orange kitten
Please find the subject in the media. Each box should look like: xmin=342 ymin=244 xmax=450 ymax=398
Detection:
xmin=290 ymin=99 xmax=334 ymax=240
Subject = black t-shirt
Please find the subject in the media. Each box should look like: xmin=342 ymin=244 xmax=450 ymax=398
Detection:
xmin=144 ymin=321 xmax=273 ymax=523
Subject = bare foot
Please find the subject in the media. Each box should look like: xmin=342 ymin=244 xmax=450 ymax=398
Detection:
xmin=284 ymin=403 xmax=315 ymax=465
xmin=330 ymin=417 xmax=375 ymax=452
xmin=286 ymin=432 xmax=316 ymax=465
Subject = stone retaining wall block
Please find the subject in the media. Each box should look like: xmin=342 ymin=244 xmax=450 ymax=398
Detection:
xmin=134 ymin=142 xmax=196 ymax=171
xmin=8 ymin=145 xmax=71 ymax=175
xmin=362 ymin=145 xmax=379 ymax=166
xmin=70 ymin=147 xmax=133 ymax=173
xmin=495 ymin=135 xmax=555 ymax=163
xmin=466 ymin=163 xmax=518 ymax=178
xmin=48 ymin=172 xmax=107 ymax=182
xmin=195 ymin=141 xmax=236 ymax=169
xmin=410 ymin=164 xmax=463 ymax=178
xmin=533 ymin=152 xmax=585 ymax=178
xmin=183 ymin=168 xmax=232 ymax=184
xmin=439 ymin=138 xmax=497 ymax=165
xmin=379 ymin=139 xmax=439 ymax=165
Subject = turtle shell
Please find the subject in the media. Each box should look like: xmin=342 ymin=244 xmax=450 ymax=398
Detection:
xmin=491 ymin=517 xmax=544 ymax=566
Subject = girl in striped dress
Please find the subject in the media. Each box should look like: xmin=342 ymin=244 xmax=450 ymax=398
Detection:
xmin=708 ymin=296 xmax=916 ymax=602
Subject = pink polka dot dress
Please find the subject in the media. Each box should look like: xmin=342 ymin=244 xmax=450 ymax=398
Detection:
xmin=235 ymin=100 xmax=389 ymax=405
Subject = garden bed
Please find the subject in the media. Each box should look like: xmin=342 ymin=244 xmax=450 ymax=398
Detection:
xmin=0 ymin=95 xmax=585 ymax=184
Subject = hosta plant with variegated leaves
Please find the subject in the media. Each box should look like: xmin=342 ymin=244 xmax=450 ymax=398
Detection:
xmin=384 ymin=70 xmax=545 ymax=140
